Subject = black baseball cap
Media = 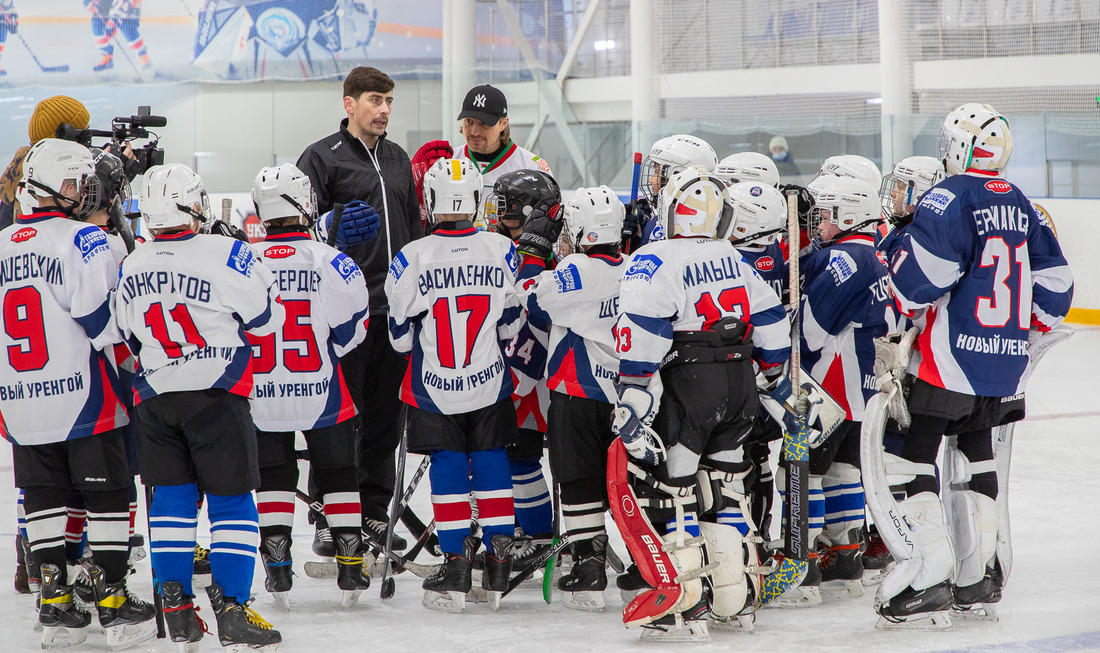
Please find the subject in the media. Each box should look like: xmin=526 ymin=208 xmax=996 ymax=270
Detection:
xmin=457 ymin=84 xmax=508 ymax=125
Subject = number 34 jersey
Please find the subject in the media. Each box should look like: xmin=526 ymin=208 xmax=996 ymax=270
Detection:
xmin=250 ymin=233 xmax=370 ymax=431
xmin=386 ymin=224 xmax=524 ymax=415
xmin=113 ymin=231 xmax=283 ymax=403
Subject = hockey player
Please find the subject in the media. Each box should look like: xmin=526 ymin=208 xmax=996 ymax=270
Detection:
xmin=714 ymin=152 xmax=781 ymax=188
xmin=872 ymin=104 xmax=1073 ymax=628
xmin=2 ymin=138 xmax=156 ymax=649
xmin=113 ymin=163 xmax=283 ymax=650
xmin=84 ymin=0 xmax=152 ymax=72
xmin=610 ymin=166 xmax=791 ymax=640
xmin=814 ymin=154 xmax=882 ymax=190
xmin=516 ymin=186 xmax=626 ymax=611
xmin=629 ymin=134 xmax=718 ymax=248
xmin=879 ymin=155 xmax=945 ymax=230
xmin=247 ymin=164 xmax=372 ymax=610
xmin=385 ymin=158 xmax=523 ymax=613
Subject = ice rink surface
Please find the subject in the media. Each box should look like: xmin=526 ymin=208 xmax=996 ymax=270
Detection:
xmin=1 ymin=327 xmax=1097 ymax=652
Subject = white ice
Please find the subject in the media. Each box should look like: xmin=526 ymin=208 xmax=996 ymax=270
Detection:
xmin=2 ymin=327 xmax=1098 ymax=652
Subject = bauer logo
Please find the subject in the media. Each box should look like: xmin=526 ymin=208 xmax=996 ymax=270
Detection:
xmin=331 ymin=252 xmax=362 ymax=284
xmin=388 ymin=251 xmax=408 ymax=282
xmin=11 ymin=227 xmax=36 ymax=243
xmin=985 ymin=180 xmax=1012 ymax=194
xmin=623 ymin=253 xmax=662 ymax=282
xmin=226 ymin=240 xmax=255 ymax=276
xmin=553 ymin=263 xmax=583 ymax=293
xmin=264 ymin=245 xmax=296 ymax=259
xmin=755 ymin=256 xmax=774 ymax=271
xmin=74 ymin=226 xmax=109 ymax=262
xmin=919 ymin=188 xmax=956 ymax=216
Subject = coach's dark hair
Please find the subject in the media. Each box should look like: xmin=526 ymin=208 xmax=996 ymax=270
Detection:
xmin=343 ymin=66 xmax=395 ymax=100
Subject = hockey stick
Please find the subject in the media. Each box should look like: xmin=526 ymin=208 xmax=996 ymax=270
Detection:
xmin=541 ymin=482 xmax=561 ymax=604
xmin=379 ymin=409 xmax=410 ymax=600
xmin=220 ymin=198 xmax=232 ymax=227
xmin=144 ymin=485 xmax=166 ymax=638
xmin=326 ymin=203 xmax=345 ymax=247
xmin=400 ymin=507 xmax=440 ymax=557
xmin=501 ymin=536 xmax=571 ymax=599
xmin=15 ymin=32 xmax=69 ymax=73
xmin=622 ymin=152 xmax=643 ymax=255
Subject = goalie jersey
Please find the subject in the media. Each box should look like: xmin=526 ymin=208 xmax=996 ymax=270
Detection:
xmin=521 ymin=253 xmax=624 ymax=405
xmin=249 ymin=232 xmax=370 ymax=431
xmin=883 ymin=173 xmax=1073 ymax=396
xmin=800 ymin=234 xmax=894 ymax=421
xmin=113 ymin=231 xmax=283 ymax=403
xmin=616 ymin=238 xmax=791 ymax=380
xmin=0 ymin=213 xmax=128 ymax=445
xmin=386 ymin=223 xmax=524 ymax=414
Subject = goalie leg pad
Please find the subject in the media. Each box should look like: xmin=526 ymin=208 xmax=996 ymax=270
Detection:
xmin=949 ymin=490 xmax=998 ymax=589
xmin=698 ymin=522 xmax=748 ymax=619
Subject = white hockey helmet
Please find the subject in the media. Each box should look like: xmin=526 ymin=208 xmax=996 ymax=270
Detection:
xmin=16 ymin=138 xmax=99 ymax=218
xmin=658 ymin=165 xmax=731 ymax=239
xmin=714 ymin=152 xmax=781 ymax=187
xmin=808 ymin=175 xmax=880 ymax=246
xmin=938 ymin=102 xmax=1013 ymax=176
xmin=422 ymin=158 xmax=482 ymax=224
xmin=642 ymin=134 xmax=718 ymax=201
xmin=880 ymin=155 xmax=945 ymax=223
xmin=723 ymin=182 xmax=788 ymax=245
xmin=140 ymin=163 xmax=211 ymax=231
xmin=563 ymin=185 xmax=625 ymax=252
xmin=252 ymin=163 xmax=317 ymax=225
xmin=814 ymin=154 xmax=883 ymax=190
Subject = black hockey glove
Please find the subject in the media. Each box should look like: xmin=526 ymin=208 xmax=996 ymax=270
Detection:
xmin=622 ymin=197 xmax=653 ymax=240
xmin=515 ymin=204 xmax=563 ymax=260
xmin=209 ymin=219 xmax=250 ymax=243
xmin=779 ymin=183 xmax=815 ymax=231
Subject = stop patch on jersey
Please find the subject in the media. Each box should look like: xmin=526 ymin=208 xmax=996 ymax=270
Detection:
xmin=227 ymin=239 xmax=256 ymax=277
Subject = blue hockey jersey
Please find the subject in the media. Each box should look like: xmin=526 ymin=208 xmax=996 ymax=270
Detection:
xmin=736 ymin=242 xmax=788 ymax=304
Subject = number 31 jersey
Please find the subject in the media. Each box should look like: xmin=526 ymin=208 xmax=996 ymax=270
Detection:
xmin=250 ymin=233 xmax=370 ymax=431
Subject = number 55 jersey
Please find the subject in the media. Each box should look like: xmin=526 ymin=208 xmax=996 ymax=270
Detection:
xmin=883 ymin=173 xmax=1073 ymax=396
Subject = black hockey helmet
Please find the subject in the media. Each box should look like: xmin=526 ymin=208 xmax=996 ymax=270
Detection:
xmin=486 ymin=169 xmax=560 ymax=233
xmin=86 ymin=147 xmax=128 ymax=215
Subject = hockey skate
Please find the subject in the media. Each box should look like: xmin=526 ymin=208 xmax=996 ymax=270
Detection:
xmin=128 ymin=533 xmax=147 ymax=564
xmin=952 ymin=561 xmax=1002 ymax=621
xmin=511 ymin=533 xmax=552 ymax=583
xmin=312 ymin=522 xmax=335 ymax=558
xmin=161 ymin=581 xmax=207 ymax=652
xmin=193 ymin=544 xmax=212 ymax=589
xmin=363 ymin=517 xmax=407 ymax=552
xmin=875 ymin=580 xmax=954 ymax=631
xmin=768 ymin=551 xmax=821 ymax=608
xmin=481 ymin=533 xmax=514 ymax=610
xmin=616 ymin=563 xmax=651 ymax=603
xmin=818 ymin=529 xmax=865 ymax=598
xmin=38 ymin=563 xmax=91 ymax=649
xmin=639 ymin=599 xmax=710 ymax=643
xmin=260 ymin=535 xmax=293 ymax=612
xmin=558 ymin=535 xmax=608 ymax=612
xmin=88 ymin=564 xmax=157 ymax=650
xmin=861 ymin=526 xmax=893 ymax=586
xmin=206 ymin=583 xmax=282 ymax=651
xmin=422 ymin=535 xmax=477 ymax=613
xmin=20 ymin=535 xmax=40 ymax=594
xmin=334 ymin=533 xmax=371 ymax=609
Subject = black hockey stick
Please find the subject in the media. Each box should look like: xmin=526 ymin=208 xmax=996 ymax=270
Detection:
xmin=15 ymin=32 xmax=69 ymax=73
xmin=326 ymin=203 xmax=345 ymax=246
xmin=144 ymin=485 xmax=166 ymax=638
xmin=387 ymin=518 xmax=436 ymax=574
xmin=500 ymin=536 xmax=571 ymax=599
xmin=379 ymin=414 xmax=409 ymax=600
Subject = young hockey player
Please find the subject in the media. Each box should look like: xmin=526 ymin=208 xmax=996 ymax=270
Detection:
xmin=1 ymin=138 xmax=156 ymax=649
xmin=385 ymin=158 xmax=524 ymax=613
xmin=873 ymin=104 xmax=1073 ymax=628
xmin=113 ymin=163 xmax=283 ymax=650
xmin=714 ymin=152 xmax=781 ymax=188
xmin=610 ymin=166 xmax=792 ymax=641
xmin=84 ymin=0 xmax=152 ymax=72
xmin=517 ymin=186 xmax=626 ymax=611
xmin=247 ymin=164 xmax=372 ymax=610
xmin=630 ymin=134 xmax=718 ymax=248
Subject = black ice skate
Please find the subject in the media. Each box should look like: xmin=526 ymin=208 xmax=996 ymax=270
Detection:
xmin=38 ymin=563 xmax=92 ymax=649
xmin=819 ymin=528 xmax=865 ymax=598
xmin=15 ymin=533 xmax=30 ymax=594
xmin=422 ymin=535 xmax=477 ymax=613
xmin=312 ymin=525 xmax=335 ymax=558
xmin=260 ymin=534 xmax=293 ymax=612
xmin=481 ymin=533 xmax=514 ymax=610
xmin=193 ymin=544 xmax=212 ymax=589
xmin=363 ymin=517 xmax=407 ymax=551
xmin=88 ymin=564 xmax=157 ymax=649
xmin=511 ymin=533 xmax=552 ymax=573
xmin=206 ymin=583 xmax=282 ymax=651
xmin=639 ymin=598 xmax=710 ymax=643
xmin=616 ymin=563 xmax=652 ymax=603
xmin=161 ymin=580 xmax=207 ymax=651
xmin=876 ymin=580 xmax=954 ymax=631
xmin=334 ymin=532 xmax=371 ymax=609
xmin=953 ymin=561 xmax=1003 ymax=621
xmin=558 ymin=534 xmax=608 ymax=612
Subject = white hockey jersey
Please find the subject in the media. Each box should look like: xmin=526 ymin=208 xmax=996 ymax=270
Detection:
xmin=0 ymin=213 xmax=128 ymax=445
xmin=616 ymin=238 xmax=791 ymax=380
xmin=250 ymin=232 xmax=369 ymax=431
xmin=456 ymin=142 xmax=553 ymax=225
xmin=521 ymin=253 xmax=625 ymax=405
xmin=386 ymin=223 xmax=524 ymax=414
xmin=113 ymin=231 xmax=283 ymax=403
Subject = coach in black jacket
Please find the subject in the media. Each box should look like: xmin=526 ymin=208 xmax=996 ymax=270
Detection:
xmin=297 ymin=66 xmax=422 ymax=550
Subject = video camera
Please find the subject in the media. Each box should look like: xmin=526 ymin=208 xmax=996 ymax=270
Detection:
xmin=55 ymin=106 xmax=166 ymax=179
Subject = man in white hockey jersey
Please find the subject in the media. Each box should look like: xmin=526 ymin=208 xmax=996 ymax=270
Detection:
xmin=113 ymin=163 xmax=283 ymax=650
xmin=247 ymin=164 xmax=372 ymax=609
xmin=386 ymin=158 xmax=523 ymax=613
xmin=609 ymin=167 xmax=792 ymax=641
xmin=1 ymin=138 xmax=157 ymax=649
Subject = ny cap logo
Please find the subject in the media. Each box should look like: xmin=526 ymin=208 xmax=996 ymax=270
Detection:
xmin=473 ymin=94 xmax=487 ymax=108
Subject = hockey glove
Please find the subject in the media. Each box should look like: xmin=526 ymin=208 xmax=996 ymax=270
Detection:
xmin=622 ymin=197 xmax=653 ymax=240
xmin=322 ymin=200 xmax=380 ymax=249
xmin=612 ymin=385 xmax=665 ymax=466
xmin=208 ymin=219 xmax=250 ymax=243
xmin=778 ymin=183 xmax=815 ymax=231
xmin=411 ymin=140 xmax=454 ymax=222
xmin=515 ymin=204 xmax=564 ymax=260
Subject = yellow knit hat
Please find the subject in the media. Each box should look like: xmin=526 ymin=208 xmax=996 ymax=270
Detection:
xmin=28 ymin=96 xmax=91 ymax=144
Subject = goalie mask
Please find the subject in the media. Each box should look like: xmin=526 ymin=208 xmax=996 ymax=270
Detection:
xmin=715 ymin=151 xmax=780 ymax=188
xmin=16 ymin=138 xmax=100 ymax=219
xmin=562 ymin=185 xmax=625 ymax=253
xmin=813 ymin=154 xmax=883 ymax=191
xmin=808 ymin=175 xmax=880 ymax=247
xmin=140 ymin=163 xmax=211 ymax=231
xmin=422 ymin=158 xmax=482 ymax=224
xmin=252 ymin=163 xmax=317 ymax=226
xmin=880 ymin=155 xmax=945 ymax=224
xmin=659 ymin=166 xmax=731 ymax=239
xmin=642 ymin=134 xmax=718 ymax=202
xmin=722 ymin=182 xmax=787 ymax=246
xmin=485 ymin=168 xmax=560 ymax=234
xmin=83 ymin=148 xmax=128 ymax=216
xmin=938 ymin=102 xmax=1013 ymax=176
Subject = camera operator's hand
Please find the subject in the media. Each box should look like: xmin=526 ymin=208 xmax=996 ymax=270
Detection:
xmin=515 ymin=204 xmax=564 ymax=260
xmin=208 ymin=219 xmax=250 ymax=243
xmin=1 ymin=11 xmax=18 ymax=35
